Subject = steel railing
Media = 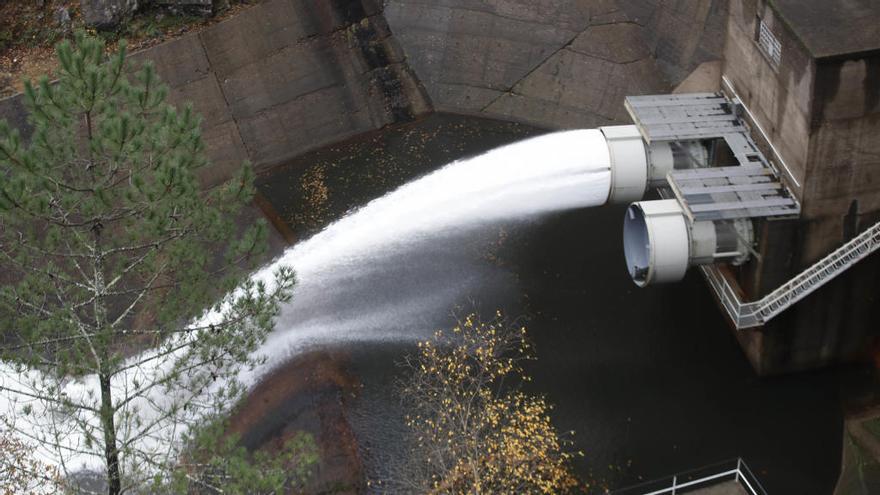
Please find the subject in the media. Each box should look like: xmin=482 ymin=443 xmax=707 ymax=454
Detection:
xmin=611 ymin=458 xmax=768 ymax=495
xmin=702 ymin=220 xmax=880 ymax=329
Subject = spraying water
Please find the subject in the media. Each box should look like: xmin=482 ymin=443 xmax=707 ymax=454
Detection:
xmin=251 ymin=128 xmax=612 ymax=361
xmin=0 ymin=129 xmax=613 ymax=477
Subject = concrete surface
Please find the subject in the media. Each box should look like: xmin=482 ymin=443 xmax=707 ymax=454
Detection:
xmin=0 ymin=0 xmax=732 ymax=168
xmin=690 ymin=480 xmax=750 ymax=495
xmin=719 ymin=0 xmax=880 ymax=373
xmin=723 ymin=0 xmax=812 ymax=197
xmin=383 ymin=0 xmax=727 ymax=128
xmin=769 ymin=0 xmax=880 ymax=58
xmin=673 ymin=60 xmax=722 ymax=93
xmin=618 ymin=0 xmax=728 ymax=87
xmin=0 ymin=0 xmax=731 ymax=177
xmin=835 ymin=407 xmax=880 ymax=495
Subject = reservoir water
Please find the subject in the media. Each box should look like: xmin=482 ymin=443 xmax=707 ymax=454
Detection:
xmin=255 ymin=114 xmax=873 ymax=494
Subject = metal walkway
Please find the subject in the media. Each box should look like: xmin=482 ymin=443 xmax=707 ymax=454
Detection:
xmin=703 ymin=219 xmax=880 ymax=329
xmin=625 ymin=91 xmax=880 ymax=329
xmin=667 ymin=165 xmax=798 ymax=222
xmin=624 ymin=93 xmax=745 ymax=144
xmin=625 ymin=93 xmax=801 ymax=223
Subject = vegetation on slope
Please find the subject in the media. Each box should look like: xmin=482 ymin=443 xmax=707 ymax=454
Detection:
xmin=0 ymin=0 xmax=260 ymax=98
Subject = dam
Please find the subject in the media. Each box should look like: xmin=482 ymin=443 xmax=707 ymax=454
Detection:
xmin=0 ymin=0 xmax=878 ymax=493
xmin=4 ymin=2 xmax=876 ymax=374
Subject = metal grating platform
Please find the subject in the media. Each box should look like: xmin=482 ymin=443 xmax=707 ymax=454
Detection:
xmin=625 ymin=92 xmax=800 ymax=222
xmin=667 ymin=165 xmax=799 ymax=222
xmin=624 ymin=93 xmax=745 ymax=144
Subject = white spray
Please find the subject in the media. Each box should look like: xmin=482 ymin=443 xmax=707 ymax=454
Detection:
xmin=0 ymin=129 xmax=613 ymax=480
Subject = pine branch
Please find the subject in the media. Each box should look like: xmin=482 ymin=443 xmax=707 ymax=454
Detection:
xmin=0 ymin=33 xmax=299 ymax=492
xmin=0 ymin=383 xmax=99 ymax=415
xmin=109 ymin=263 xmax=165 ymax=329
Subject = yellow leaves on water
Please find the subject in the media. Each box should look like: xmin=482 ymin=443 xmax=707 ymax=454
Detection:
xmin=402 ymin=311 xmax=584 ymax=494
xmin=293 ymin=165 xmax=330 ymax=229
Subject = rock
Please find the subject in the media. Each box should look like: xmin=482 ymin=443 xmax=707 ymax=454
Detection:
xmin=154 ymin=0 xmax=214 ymax=17
xmin=81 ymin=0 xmax=139 ymax=30
xmin=54 ymin=6 xmax=71 ymax=32
xmin=0 ymin=72 xmax=14 ymax=99
xmin=213 ymin=0 xmax=230 ymax=14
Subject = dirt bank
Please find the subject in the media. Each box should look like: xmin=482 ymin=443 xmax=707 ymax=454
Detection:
xmin=226 ymin=351 xmax=365 ymax=494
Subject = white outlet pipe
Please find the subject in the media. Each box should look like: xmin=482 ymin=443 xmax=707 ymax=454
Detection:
xmin=593 ymin=125 xmax=752 ymax=287
xmin=602 ymin=125 xmax=650 ymax=203
xmin=600 ymin=125 xmax=688 ymax=204
xmin=623 ymin=199 xmax=754 ymax=287
xmin=623 ymin=199 xmax=691 ymax=285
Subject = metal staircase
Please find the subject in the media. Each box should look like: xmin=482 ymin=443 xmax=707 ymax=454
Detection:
xmin=703 ymin=220 xmax=880 ymax=329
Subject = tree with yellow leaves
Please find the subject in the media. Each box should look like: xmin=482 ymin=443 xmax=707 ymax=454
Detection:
xmin=0 ymin=417 xmax=63 ymax=494
xmin=393 ymin=311 xmax=583 ymax=494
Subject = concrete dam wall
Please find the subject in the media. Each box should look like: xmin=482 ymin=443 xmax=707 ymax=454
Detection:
xmin=0 ymin=0 xmax=728 ymax=177
xmin=384 ymin=0 xmax=727 ymax=127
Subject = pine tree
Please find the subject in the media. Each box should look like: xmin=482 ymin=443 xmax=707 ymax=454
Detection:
xmin=0 ymin=33 xmax=302 ymax=493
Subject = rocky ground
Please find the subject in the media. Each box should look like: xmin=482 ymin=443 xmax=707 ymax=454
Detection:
xmin=226 ymin=351 xmax=365 ymax=494
xmin=0 ymin=0 xmax=261 ymax=98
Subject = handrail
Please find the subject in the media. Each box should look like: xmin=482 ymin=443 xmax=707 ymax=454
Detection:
xmin=702 ymin=220 xmax=880 ymax=329
xmin=611 ymin=457 xmax=768 ymax=495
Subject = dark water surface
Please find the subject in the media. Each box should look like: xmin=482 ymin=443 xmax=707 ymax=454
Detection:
xmin=256 ymin=113 xmax=874 ymax=494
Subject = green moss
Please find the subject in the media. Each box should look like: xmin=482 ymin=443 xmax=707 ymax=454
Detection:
xmin=121 ymin=12 xmax=202 ymax=39
xmin=863 ymin=417 xmax=880 ymax=439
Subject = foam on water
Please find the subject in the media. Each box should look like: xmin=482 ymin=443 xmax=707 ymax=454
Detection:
xmin=0 ymin=129 xmax=614 ymax=478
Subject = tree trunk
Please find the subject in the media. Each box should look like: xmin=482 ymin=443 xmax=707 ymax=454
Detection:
xmin=99 ymin=372 xmax=122 ymax=495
